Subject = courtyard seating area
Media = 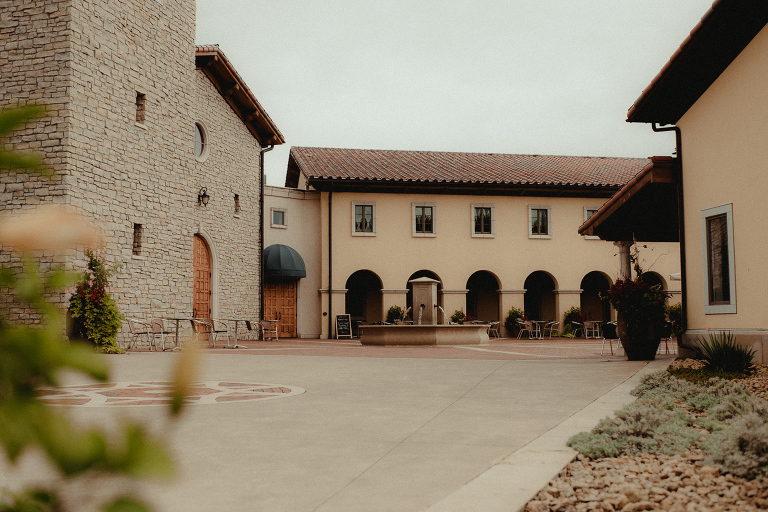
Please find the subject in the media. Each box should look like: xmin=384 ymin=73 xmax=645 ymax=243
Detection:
xmin=123 ymin=317 xmax=281 ymax=350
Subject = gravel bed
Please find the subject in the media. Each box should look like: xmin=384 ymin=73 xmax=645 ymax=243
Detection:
xmin=525 ymin=361 xmax=768 ymax=512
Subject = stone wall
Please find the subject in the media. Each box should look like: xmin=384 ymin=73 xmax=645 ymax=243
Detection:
xmin=193 ymin=71 xmax=262 ymax=321
xmin=1 ymin=0 xmax=266 ymax=343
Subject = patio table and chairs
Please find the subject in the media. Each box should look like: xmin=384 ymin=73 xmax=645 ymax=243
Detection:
xmin=149 ymin=318 xmax=175 ymax=351
xmin=517 ymin=319 xmax=543 ymax=339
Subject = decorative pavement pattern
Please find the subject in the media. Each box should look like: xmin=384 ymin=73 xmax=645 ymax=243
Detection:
xmin=38 ymin=381 xmax=306 ymax=407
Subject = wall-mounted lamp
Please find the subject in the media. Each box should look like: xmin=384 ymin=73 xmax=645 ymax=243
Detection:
xmin=198 ymin=187 xmax=209 ymax=207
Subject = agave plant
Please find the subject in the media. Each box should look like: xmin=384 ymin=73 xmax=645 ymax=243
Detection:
xmin=695 ymin=331 xmax=756 ymax=375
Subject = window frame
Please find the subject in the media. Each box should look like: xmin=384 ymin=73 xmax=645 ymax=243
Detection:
xmin=352 ymin=201 xmax=376 ymax=236
xmin=270 ymin=207 xmax=287 ymax=229
xmin=583 ymin=206 xmax=600 ymax=240
xmin=194 ymin=121 xmax=210 ymax=162
xmin=701 ymin=203 xmax=736 ymax=314
xmin=412 ymin=203 xmax=436 ymax=238
xmin=471 ymin=203 xmax=495 ymax=238
xmin=528 ymin=205 xmax=552 ymax=239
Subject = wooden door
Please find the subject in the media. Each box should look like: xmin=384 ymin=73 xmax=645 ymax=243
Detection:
xmin=193 ymin=235 xmax=211 ymax=318
xmin=264 ymin=281 xmax=297 ymax=337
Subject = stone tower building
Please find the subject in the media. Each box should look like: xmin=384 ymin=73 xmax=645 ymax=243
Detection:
xmin=1 ymin=1 xmax=283 ymax=335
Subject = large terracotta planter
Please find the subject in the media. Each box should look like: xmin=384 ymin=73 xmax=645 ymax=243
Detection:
xmin=617 ymin=313 xmax=660 ymax=361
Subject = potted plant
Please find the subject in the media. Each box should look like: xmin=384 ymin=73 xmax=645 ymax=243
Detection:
xmin=504 ymin=307 xmax=524 ymax=337
xmin=386 ymin=305 xmax=405 ymax=324
xmin=450 ymin=309 xmax=466 ymax=324
xmin=605 ymin=277 xmax=668 ymax=360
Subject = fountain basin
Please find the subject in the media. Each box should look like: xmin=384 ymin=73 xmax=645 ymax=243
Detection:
xmin=360 ymin=324 xmax=490 ymax=346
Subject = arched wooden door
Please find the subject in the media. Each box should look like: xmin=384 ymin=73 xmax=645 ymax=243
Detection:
xmin=193 ymin=235 xmax=211 ymax=318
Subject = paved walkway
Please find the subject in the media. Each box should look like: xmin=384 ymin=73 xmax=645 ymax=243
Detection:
xmin=1 ymin=338 xmax=675 ymax=511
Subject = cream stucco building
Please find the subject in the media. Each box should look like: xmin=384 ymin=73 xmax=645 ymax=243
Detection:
xmin=581 ymin=0 xmax=768 ymax=361
xmin=268 ymin=147 xmax=680 ymax=339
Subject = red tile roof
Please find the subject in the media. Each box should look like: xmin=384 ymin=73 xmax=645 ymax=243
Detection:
xmin=287 ymin=147 xmax=650 ymax=190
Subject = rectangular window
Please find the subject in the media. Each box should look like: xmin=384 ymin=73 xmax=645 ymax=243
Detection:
xmin=270 ymin=208 xmax=287 ymax=228
xmin=412 ymin=203 xmax=436 ymax=237
xmin=352 ymin=202 xmax=376 ymax=236
xmin=528 ymin=205 xmax=552 ymax=239
xmin=701 ymin=204 xmax=736 ymax=314
xmin=583 ymin=206 xmax=600 ymax=240
xmin=234 ymin=194 xmax=240 ymax=214
xmin=132 ymin=223 xmax=143 ymax=256
xmin=136 ymin=92 xmax=146 ymax=124
xmin=471 ymin=204 xmax=495 ymax=238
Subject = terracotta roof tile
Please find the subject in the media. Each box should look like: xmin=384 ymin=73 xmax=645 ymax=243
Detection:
xmin=289 ymin=147 xmax=649 ymax=188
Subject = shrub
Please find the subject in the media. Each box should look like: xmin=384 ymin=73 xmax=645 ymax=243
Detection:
xmin=450 ymin=309 xmax=466 ymax=324
xmin=568 ymin=396 xmax=699 ymax=458
xmin=562 ymin=306 xmax=584 ymax=334
xmin=706 ymin=412 xmax=768 ymax=479
xmin=666 ymin=302 xmax=683 ymax=338
xmin=694 ymin=331 xmax=756 ymax=375
xmin=386 ymin=305 xmax=404 ymax=324
xmin=68 ymin=250 xmax=124 ymax=353
xmin=504 ymin=307 xmax=524 ymax=334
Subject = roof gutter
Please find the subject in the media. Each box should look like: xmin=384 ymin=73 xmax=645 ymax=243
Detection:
xmin=259 ymin=144 xmax=274 ymax=326
xmin=652 ymin=123 xmax=688 ymax=346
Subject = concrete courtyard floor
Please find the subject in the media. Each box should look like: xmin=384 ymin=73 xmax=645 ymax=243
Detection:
xmin=1 ymin=338 xmax=675 ymax=511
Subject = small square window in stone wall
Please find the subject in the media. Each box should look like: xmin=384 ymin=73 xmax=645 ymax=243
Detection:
xmin=136 ymin=93 xmax=146 ymax=123
xmin=132 ymin=224 xmax=143 ymax=255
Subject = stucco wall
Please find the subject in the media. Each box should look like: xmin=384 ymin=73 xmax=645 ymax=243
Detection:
xmin=317 ymin=190 xmax=680 ymax=338
xmin=264 ymin=186 xmax=322 ymax=338
xmin=677 ymin=23 xmax=768 ymax=361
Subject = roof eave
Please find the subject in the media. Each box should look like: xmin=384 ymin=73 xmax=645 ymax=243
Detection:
xmin=195 ymin=47 xmax=285 ymax=146
xmin=627 ymin=0 xmax=768 ymax=125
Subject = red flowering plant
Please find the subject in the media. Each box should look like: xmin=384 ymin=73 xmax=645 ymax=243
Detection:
xmin=68 ymin=249 xmax=124 ymax=353
xmin=605 ymin=276 xmax=669 ymax=346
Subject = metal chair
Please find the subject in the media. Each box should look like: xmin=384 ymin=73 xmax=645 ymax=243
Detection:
xmin=583 ymin=320 xmax=601 ymax=339
xmin=570 ymin=321 xmax=584 ymax=338
xmin=260 ymin=320 xmax=279 ymax=341
xmin=517 ymin=319 xmax=534 ymax=339
xmin=543 ymin=321 xmax=560 ymax=338
xmin=126 ymin=318 xmax=152 ymax=350
xmin=190 ymin=318 xmax=213 ymax=346
xmin=244 ymin=320 xmax=258 ymax=341
xmin=149 ymin=318 xmax=174 ymax=351
xmin=658 ymin=321 xmax=676 ymax=355
xmin=600 ymin=321 xmax=622 ymax=356
xmin=487 ymin=321 xmax=500 ymax=339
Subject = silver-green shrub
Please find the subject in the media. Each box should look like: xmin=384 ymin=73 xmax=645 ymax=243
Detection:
xmin=706 ymin=413 xmax=768 ymax=479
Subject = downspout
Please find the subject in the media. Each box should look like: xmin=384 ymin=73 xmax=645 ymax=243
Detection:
xmin=259 ymin=144 xmax=274 ymax=324
xmin=652 ymin=123 xmax=688 ymax=347
xmin=327 ymin=189 xmax=333 ymax=339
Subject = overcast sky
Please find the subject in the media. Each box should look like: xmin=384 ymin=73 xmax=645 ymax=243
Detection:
xmin=196 ymin=0 xmax=714 ymax=187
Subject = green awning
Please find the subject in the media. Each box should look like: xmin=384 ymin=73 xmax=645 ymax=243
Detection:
xmin=264 ymin=244 xmax=306 ymax=278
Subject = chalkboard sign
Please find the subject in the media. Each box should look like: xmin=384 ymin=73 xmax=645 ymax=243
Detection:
xmin=336 ymin=314 xmax=352 ymax=339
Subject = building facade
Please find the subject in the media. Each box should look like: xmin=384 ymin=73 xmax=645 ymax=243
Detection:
xmin=281 ymin=147 xmax=681 ymax=339
xmin=582 ymin=0 xmax=768 ymax=362
xmin=1 ymin=1 xmax=283 ymax=338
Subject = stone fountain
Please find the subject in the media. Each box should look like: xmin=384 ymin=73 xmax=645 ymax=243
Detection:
xmin=360 ymin=277 xmax=490 ymax=346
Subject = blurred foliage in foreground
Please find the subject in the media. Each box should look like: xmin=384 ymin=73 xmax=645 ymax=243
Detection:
xmin=0 ymin=105 xmax=192 ymax=511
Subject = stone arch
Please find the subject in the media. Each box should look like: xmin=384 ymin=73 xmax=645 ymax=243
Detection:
xmin=466 ymin=270 xmax=500 ymax=322
xmin=640 ymin=271 xmax=667 ymax=290
xmin=345 ymin=270 xmax=383 ymax=325
xmin=524 ymin=271 xmax=557 ymax=321
xmin=580 ymin=271 xmax=612 ymax=322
